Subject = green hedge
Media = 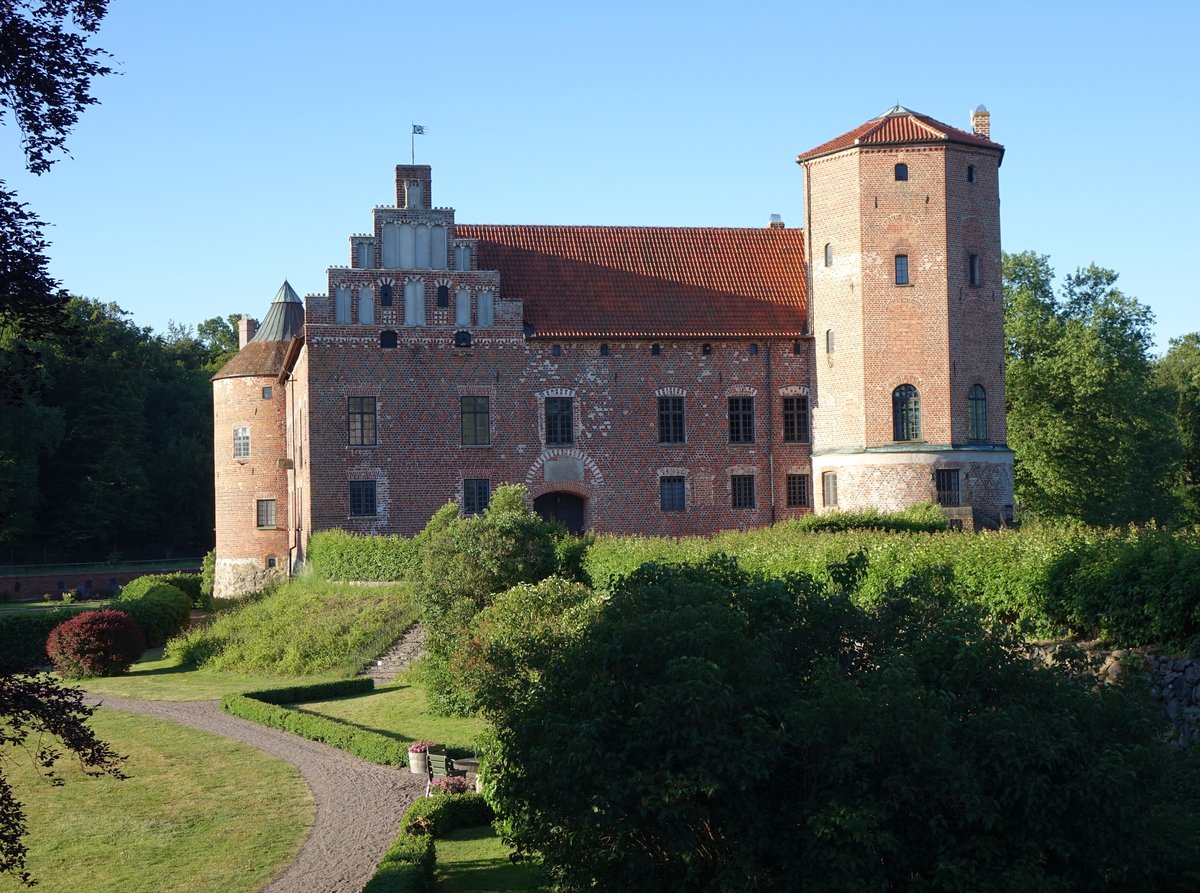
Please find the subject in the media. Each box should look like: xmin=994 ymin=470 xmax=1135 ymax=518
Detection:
xmin=118 ymin=582 xmax=191 ymax=647
xmin=221 ymin=679 xmax=410 ymax=766
xmin=792 ymin=502 xmax=949 ymax=533
xmin=125 ymin=571 xmax=208 ymax=609
xmin=0 ymin=607 xmax=96 ymax=671
xmin=308 ymin=529 xmax=421 ymax=582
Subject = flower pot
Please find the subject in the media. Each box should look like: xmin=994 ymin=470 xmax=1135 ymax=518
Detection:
xmin=408 ymin=751 xmax=428 ymax=775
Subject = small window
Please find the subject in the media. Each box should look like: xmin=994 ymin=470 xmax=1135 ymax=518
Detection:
xmin=728 ymin=397 xmax=755 ymax=444
xmin=233 ymin=426 xmax=250 ymax=459
xmin=380 ymin=330 xmax=398 ymax=349
xmin=967 ymin=164 xmax=976 ymax=183
xmin=379 ymin=283 xmax=393 ymax=306
xmin=749 ymin=344 xmax=759 ymax=356
xmin=968 ymin=385 xmax=987 ymax=441
xmin=600 ymin=343 xmax=609 ymax=356
xmin=256 ymin=498 xmax=276 ymax=528
xmin=660 ymin=476 xmax=685 ymax=512
xmin=892 ymin=384 xmax=921 ymax=441
xmin=262 ymin=386 xmax=272 ymax=400
xmin=454 ymin=330 xmax=472 ymax=347
xmin=463 ymin=478 xmax=490 ymax=515
xmin=552 ymin=344 xmax=562 ymax=357
xmin=267 ymin=556 xmax=277 ymax=569
xmin=895 ymin=163 xmax=909 ymax=181
xmin=436 ymin=285 xmax=449 ymax=308
xmin=968 ymin=254 xmax=981 ymax=287
xmin=348 ymin=396 xmax=377 ymax=446
xmin=349 ymin=480 xmax=377 ymax=517
xmin=782 ymin=396 xmax=809 ymax=443
xmin=786 ymin=474 xmax=810 ymax=508
xmin=545 ymin=396 xmax=573 ymax=445
xmin=731 ymin=474 xmax=756 ymax=509
xmin=461 ymin=396 xmax=490 ymax=446
xmin=895 ymin=254 xmax=909 ymax=286
xmin=822 ymin=472 xmax=838 ymax=508
xmin=793 ymin=341 xmax=802 ymax=355
xmin=651 ymin=343 xmax=660 ymax=356
xmin=658 ymin=396 xmax=685 ymax=444
xmin=824 ymin=243 xmax=832 ymax=267
xmin=936 ymin=469 xmax=961 ymax=507
xmin=702 ymin=343 xmax=712 ymax=356
xmin=825 ymin=329 xmax=834 ymax=353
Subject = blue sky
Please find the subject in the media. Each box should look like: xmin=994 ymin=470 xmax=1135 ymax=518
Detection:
xmin=3 ymin=0 xmax=1195 ymax=351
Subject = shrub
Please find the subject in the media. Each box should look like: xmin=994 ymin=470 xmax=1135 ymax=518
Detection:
xmin=201 ymin=549 xmax=216 ymax=602
xmin=118 ymin=581 xmax=191 ymax=647
xmin=0 ymin=607 xmax=97 ymax=672
xmin=794 ymin=501 xmax=949 ymax=533
xmin=308 ymin=529 xmax=422 ymax=582
xmin=402 ymin=792 xmax=493 ymax=837
xmin=46 ymin=609 xmax=145 ymax=678
xmin=428 ymin=776 xmax=471 ymax=795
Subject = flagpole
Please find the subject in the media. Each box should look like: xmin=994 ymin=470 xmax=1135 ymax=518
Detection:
xmin=411 ymin=123 xmax=415 ymax=165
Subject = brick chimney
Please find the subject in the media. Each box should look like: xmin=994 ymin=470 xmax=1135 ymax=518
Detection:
xmin=238 ymin=316 xmax=258 ymax=348
xmin=971 ymin=105 xmax=991 ymax=139
xmin=767 ymin=213 xmax=786 ymax=230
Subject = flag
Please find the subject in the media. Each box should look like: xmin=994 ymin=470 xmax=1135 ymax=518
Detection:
xmin=412 ymin=125 xmax=426 ymax=135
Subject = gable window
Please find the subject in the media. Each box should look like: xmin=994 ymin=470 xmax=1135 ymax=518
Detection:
xmin=895 ymin=254 xmax=910 ymax=286
xmin=824 ymin=242 xmax=832 ymax=267
xmin=968 ymin=385 xmax=987 ymax=441
xmin=463 ymin=478 xmax=490 ymax=515
xmin=349 ymin=480 xmax=377 ymax=517
xmin=892 ymin=384 xmax=921 ymax=441
xmin=356 ymin=242 xmax=374 ymax=268
xmin=658 ymin=396 xmax=685 ymax=444
xmin=233 ymin=427 xmax=250 ymax=459
xmin=786 ymin=473 xmax=810 ymax=508
xmin=461 ymin=396 xmax=490 ymax=446
xmin=379 ymin=283 xmax=393 ymax=306
xmin=967 ymin=164 xmax=976 ymax=183
xmin=782 ymin=396 xmax=809 ymax=443
xmin=936 ymin=469 xmax=961 ymax=507
xmin=380 ymin=330 xmax=398 ymax=349
xmin=455 ymin=288 xmax=471 ymax=326
xmin=477 ymin=290 xmax=494 ymax=327
xmin=404 ymin=281 xmax=425 ymax=326
xmin=454 ymin=244 xmax=471 ymax=270
xmin=895 ymin=163 xmax=909 ymax=181
xmin=968 ymin=253 xmax=981 ymax=287
xmin=256 ymin=498 xmax=276 ymax=528
xmin=822 ymin=472 xmax=838 ymax=508
xmin=651 ymin=343 xmax=661 ymax=356
xmin=348 ymin=397 xmax=377 ymax=446
xmin=545 ymin=396 xmax=573 ymax=445
xmin=732 ymin=474 xmax=756 ymax=509
xmin=660 ymin=476 xmax=685 ymax=512
xmin=436 ymin=285 xmax=449 ymax=308
xmin=728 ymin=396 xmax=755 ymax=444
xmin=358 ymin=286 xmax=374 ymax=324
xmin=334 ymin=286 xmax=352 ymax=324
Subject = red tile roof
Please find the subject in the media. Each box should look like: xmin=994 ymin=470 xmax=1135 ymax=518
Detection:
xmin=212 ymin=339 xmax=292 ymax=380
xmin=797 ymin=106 xmax=1003 ymax=163
xmin=456 ymin=225 xmax=808 ymax=339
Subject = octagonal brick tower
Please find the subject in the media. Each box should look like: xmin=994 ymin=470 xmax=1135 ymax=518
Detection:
xmin=211 ymin=281 xmax=304 ymax=598
xmin=798 ymin=106 xmax=1013 ymax=528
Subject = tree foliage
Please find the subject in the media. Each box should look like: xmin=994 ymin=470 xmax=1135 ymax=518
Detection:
xmin=479 ymin=558 xmax=1200 ymax=891
xmin=1157 ymin=333 xmax=1200 ymax=523
xmin=1004 ymin=251 xmax=1183 ymax=524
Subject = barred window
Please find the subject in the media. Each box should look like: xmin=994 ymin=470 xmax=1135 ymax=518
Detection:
xmin=782 ymin=396 xmax=809 ymax=443
xmin=892 ymin=384 xmax=921 ymax=441
xmin=660 ymin=476 xmax=685 ymax=512
xmin=463 ymin=478 xmax=490 ymax=515
xmin=936 ymin=469 xmax=961 ymax=507
xmin=822 ymin=472 xmax=838 ymax=508
xmin=349 ymin=480 xmax=377 ymax=517
xmin=233 ymin=426 xmax=250 ymax=458
xmin=732 ymin=474 xmax=756 ymax=509
xmin=658 ymin=396 xmax=685 ymax=444
xmin=461 ymin=396 xmax=490 ymax=446
xmin=968 ymin=385 xmax=987 ymax=441
xmin=348 ymin=397 xmax=377 ymax=446
xmin=545 ymin=396 xmax=574 ymax=445
xmin=728 ymin=397 xmax=755 ymax=444
xmin=256 ymin=498 xmax=276 ymax=528
xmin=786 ymin=474 xmax=810 ymax=508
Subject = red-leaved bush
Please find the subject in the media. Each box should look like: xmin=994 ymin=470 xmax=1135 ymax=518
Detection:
xmin=46 ymin=610 xmax=145 ymax=679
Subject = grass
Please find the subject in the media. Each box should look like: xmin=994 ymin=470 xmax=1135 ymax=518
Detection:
xmin=0 ymin=600 xmax=108 ymax=614
xmin=436 ymin=826 xmax=549 ymax=892
xmin=80 ymin=650 xmax=345 ymax=701
xmin=0 ymin=708 xmax=312 ymax=893
xmin=168 ymin=575 xmax=418 ymax=676
xmin=296 ymin=667 xmax=486 ymax=754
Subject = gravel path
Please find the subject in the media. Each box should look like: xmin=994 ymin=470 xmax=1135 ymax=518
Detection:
xmin=84 ymin=693 xmax=425 ymax=893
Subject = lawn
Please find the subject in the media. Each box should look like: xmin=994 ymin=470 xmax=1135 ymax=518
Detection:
xmin=296 ymin=668 xmax=486 ymax=754
xmin=436 ymin=826 xmax=549 ymax=892
xmin=81 ymin=650 xmax=345 ymax=701
xmin=0 ymin=709 xmax=312 ymax=893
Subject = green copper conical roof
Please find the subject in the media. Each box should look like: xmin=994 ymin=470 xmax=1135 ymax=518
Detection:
xmin=249 ymin=280 xmax=304 ymax=343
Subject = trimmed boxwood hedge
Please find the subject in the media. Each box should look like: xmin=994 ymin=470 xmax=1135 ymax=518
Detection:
xmin=308 ymin=529 xmax=421 ymax=582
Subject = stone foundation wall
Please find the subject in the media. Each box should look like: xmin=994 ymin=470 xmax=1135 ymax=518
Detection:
xmin=214 ymin=556 xmax=286 ymax=600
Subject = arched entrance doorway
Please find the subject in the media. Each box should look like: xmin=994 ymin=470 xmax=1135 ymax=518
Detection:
xmin=533 ymin=491 xmax=586 ymax=534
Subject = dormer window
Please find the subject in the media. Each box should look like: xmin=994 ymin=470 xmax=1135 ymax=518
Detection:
xmin=894 ymin=163 xmax=909 ymax=181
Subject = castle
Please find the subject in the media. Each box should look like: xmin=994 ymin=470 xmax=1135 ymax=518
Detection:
xmin=212 ymin=106 xmax=1013 ymax=598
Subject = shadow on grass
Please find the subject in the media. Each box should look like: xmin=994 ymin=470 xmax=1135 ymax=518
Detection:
xmin=437 ymin=826 xmax=549 ymax=893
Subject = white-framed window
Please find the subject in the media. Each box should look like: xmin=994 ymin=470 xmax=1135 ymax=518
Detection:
xmin=233 ymin=426 xmax=250 ymax=458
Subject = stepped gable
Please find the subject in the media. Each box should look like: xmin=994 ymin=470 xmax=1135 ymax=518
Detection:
xmin=455 ymin=224 xmax=808 ymax=339
xmin=212 ymin=281 xmax=305 ymax=380
xmin=797 ymin=105 xmax=1004 ymax=163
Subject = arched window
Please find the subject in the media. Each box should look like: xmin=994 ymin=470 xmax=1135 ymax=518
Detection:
xmin=894 ymin=163 xmax=909 ymax=181
xmin=825 ymin=329 xmax=834 ymax=353
xmin=824 ymin=242 xmax=832 ymax=267
xmin=968 ymin=385 xmax=987 ymax=441
xmin=358 ymin=286 xmax=374 ymax=325
xmin=892 ymin=384 xmax=921 ymax=441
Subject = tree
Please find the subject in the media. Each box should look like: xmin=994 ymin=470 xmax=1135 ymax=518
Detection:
xmin=1157 ymin=333 xmax=1200 ymax=523
xmin=1 ymin=674 xmax=125 ymax=885
xmin=1004 ymin=251 xmax=1183 ymax=525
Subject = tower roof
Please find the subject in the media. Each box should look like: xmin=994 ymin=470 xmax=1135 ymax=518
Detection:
xmin=212 ymin=281 xmax=304 ymax=381
xmin=796 ymin=106 xmax=1003 ymax=164
xmin=249 ymin=280 xmax=304 ymax=343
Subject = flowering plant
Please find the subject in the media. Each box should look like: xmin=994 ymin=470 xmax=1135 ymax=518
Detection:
xmin=408 ymin=740 xmax=435 ymax=754
xmin=429 ymin=776 xmax=472 ymax=795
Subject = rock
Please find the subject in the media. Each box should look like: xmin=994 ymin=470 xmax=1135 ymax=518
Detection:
xmin=1185 ymin=664 xmax=1200 ymax=685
